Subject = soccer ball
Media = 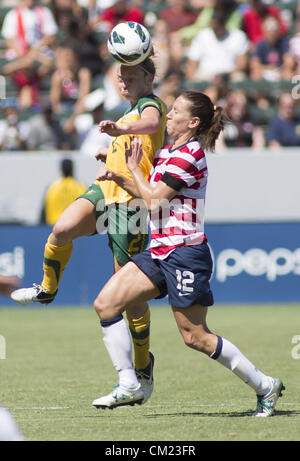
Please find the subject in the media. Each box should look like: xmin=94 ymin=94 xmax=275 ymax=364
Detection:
xmin=107 ymin=21 xmax=152 ymax=66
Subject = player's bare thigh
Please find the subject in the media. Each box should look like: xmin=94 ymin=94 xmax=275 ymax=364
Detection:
xmin=50 ymin=198 xmax=96 ymax=246
xmin=94 ymin=261 xmax=160 ymax=321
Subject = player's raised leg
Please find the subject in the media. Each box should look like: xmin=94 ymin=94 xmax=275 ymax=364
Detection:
xmin=11 ymin=198 xmax=96 ymax=305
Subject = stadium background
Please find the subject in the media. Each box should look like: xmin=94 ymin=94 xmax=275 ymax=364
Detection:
xmin=1 ymin=0 xmax=300 ymax=306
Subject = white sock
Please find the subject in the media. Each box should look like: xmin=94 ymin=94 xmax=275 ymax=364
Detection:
xmin=211 ymin=336 xmax=271 ymax=396
xmin=101 ymin=318 xmax=139 ymax=390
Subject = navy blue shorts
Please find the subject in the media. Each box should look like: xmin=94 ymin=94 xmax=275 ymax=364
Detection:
xmin=131 ymin=242 xmax=214 ymax=308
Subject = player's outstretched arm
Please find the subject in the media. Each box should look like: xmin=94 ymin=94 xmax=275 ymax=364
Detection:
xmin=99 ymin=106 xmax=160 ymax=137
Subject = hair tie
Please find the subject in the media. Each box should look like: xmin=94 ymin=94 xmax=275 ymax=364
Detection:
xmin=213 ymin=105 xmax=217 ymax=111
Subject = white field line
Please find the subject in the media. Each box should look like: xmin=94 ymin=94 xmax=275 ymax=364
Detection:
xmin=11 ymin=406 xmax=70 ymax=410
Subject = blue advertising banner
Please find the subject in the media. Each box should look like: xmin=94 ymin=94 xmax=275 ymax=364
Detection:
xmin=0 ymin=223 xmax=300 ymax=306
xmin=207 ymin=222 xmax=300 ymax=303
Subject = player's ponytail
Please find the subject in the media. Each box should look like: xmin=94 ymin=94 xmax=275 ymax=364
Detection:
xmin=182 ymin=90 xmax=226 ymax=152
xmin=204 ymin=105 xmax=225 ymax=152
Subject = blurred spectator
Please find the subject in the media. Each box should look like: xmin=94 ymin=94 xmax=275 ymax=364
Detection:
xmin=185 ymin=11 xmax=249 ymax=82
xmin=50 ymin=43 xmax=91 ymax=133
xmin=158 ymin=69 xmax=182 ymax=109
xmin=179 ymin=0 xmax=242 ymax=44
xmin=51 ymin=0 xmax=108 ymax=79
xmin=92 ymin=0 xmax=144 ymax=34
xmin=52 ymin=0 xmax=89 ymax=45
xmin=2 ymin=0 xmax=299 ymax=158
xmin=249 ymin=16 xmax=296 ymax=82
xmin=1 ymin=0 xmax=58 ymax=108
xmin=170 ymin=0 xmax=242 ymax=68
xmin=267 ymin=92 xmax=300 ymax=149
xmin=203 ymin=84 xmax=222 ymax=105
xmin=242 ymin=0 xmax=287 ymax=50
xmin=84 ymin=0 xmax=124 ymax=14
xmin=77 ymin=33 xmax=110 ymax=80
xmin=217 ymin=89 xmax=265 ymax=149
xmin=157 ymin=0 xmax=198 ymax=68
xmin=204 ymin=74 xmax=231 ymax=107
xmin=82 ymin=0 xmax=111 ymax=21
xmin=77 ymin=89 xmax=111 ymax=157
xmin=158 ymin=0 xmax=198 ymax=33
xmin=26 ymin=103 xmax=70 ymax=151
xmin=289 ymin=20 xmax=300 ymax=74
xmin=83 ymin=0 xmax=124 ymax=29
xmin=40 ymin=158 xmax=86 ymax=225
xmin=0 ymin=104 xmax=28 ymax=151
xmin=151 ymin=19 xmax=172 ymax=82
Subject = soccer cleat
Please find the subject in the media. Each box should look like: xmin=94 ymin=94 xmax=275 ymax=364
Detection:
xmin=136 ymin=352 xmax=155 ymax=404
xmin=10 ymin=284 xmax=57 ymax=306
xmin=254 ymin=377 xmax=285 ymax=417
xmin=92 ymin=384 xmax=144 ymax=410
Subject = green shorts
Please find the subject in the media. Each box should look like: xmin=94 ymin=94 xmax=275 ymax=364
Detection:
xmin=79 ymin=184 xmax=149 ymax=265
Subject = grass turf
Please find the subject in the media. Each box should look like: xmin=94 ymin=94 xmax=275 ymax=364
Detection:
xmin=0 ymin=304 xmax=299 ymax=441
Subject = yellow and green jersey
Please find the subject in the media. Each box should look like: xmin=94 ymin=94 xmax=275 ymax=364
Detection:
xmin=44 ymin=177 xmax=86 ymax=225
xmin=97 ymin=94 xmax=167 ymax=204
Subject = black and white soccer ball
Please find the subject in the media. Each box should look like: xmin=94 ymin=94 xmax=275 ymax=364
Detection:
xmin=107 ymin=21 xmax=152 ymax=66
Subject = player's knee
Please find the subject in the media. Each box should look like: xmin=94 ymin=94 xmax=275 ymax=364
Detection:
xmin=94 ymin=288 xmax=122 ymax=321
xmin=52 ymin=220 xmax=72 ymax=243
xmin=182 ymin=330 xmax=197 ymax=350
xmin=181 ymin=329 xmax=209 ymax=354
xmin=94 ymin=294 xmax=107 ymax=318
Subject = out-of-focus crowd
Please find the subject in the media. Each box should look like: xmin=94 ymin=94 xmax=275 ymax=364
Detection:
xmin=1 ymin=0 xmax=300 ymax=153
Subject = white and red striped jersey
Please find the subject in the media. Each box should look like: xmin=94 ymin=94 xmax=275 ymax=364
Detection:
xmin=148 ymin=140 xmax=208 ymax=259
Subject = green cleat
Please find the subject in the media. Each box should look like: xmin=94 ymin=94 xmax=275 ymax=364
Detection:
xmin=254 ymin=377 xmax=285 ymax=417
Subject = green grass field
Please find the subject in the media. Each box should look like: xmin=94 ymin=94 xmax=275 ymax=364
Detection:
xmin=0 ymin=304 xmax=300 ymax=441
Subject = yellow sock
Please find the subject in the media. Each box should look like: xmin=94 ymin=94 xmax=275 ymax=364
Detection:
xmin=128 ymin=307 xmax=151 ymax=371
xmin=41 ymin=234 xmax=73 ymax=294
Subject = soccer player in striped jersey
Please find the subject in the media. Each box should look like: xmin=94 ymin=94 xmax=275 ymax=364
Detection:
xmin=10 ymin=56 xmax=167 ymax=403
xmin=92 ymin=91 xmax=284 ymax=417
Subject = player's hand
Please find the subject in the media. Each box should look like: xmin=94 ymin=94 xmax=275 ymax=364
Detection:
xmin=94 ymin=147 xmax=108 ymax=162
xmin=99 ymin=120 xmax=124 ymax=136
xmin=125 ymin=137 xmax=143 ymax=171
xmin=96 ymin=167 xmax=114 ymax=181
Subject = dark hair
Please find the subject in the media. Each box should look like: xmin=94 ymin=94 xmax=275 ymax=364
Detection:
xmin=211 ymin=10 xmax=227 ymax=26
xmin=181 ymin=90 xmax=226 ymax=151
xmin=61 ymin=158 xmax=73 ymax=177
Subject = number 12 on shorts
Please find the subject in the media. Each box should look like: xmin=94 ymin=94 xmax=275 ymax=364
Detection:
xmin=176 ymin=270 xmax=194 ymax=293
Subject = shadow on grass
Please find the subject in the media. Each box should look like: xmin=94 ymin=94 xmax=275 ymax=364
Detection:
xmin=143 ymin=409 xmax=300 ymax=418
xmin=87 ymin=409 xmax=300 ymax=418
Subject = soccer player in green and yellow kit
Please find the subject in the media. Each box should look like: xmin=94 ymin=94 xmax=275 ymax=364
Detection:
xmin=11 ymin=56 xmax=167 ymax=403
